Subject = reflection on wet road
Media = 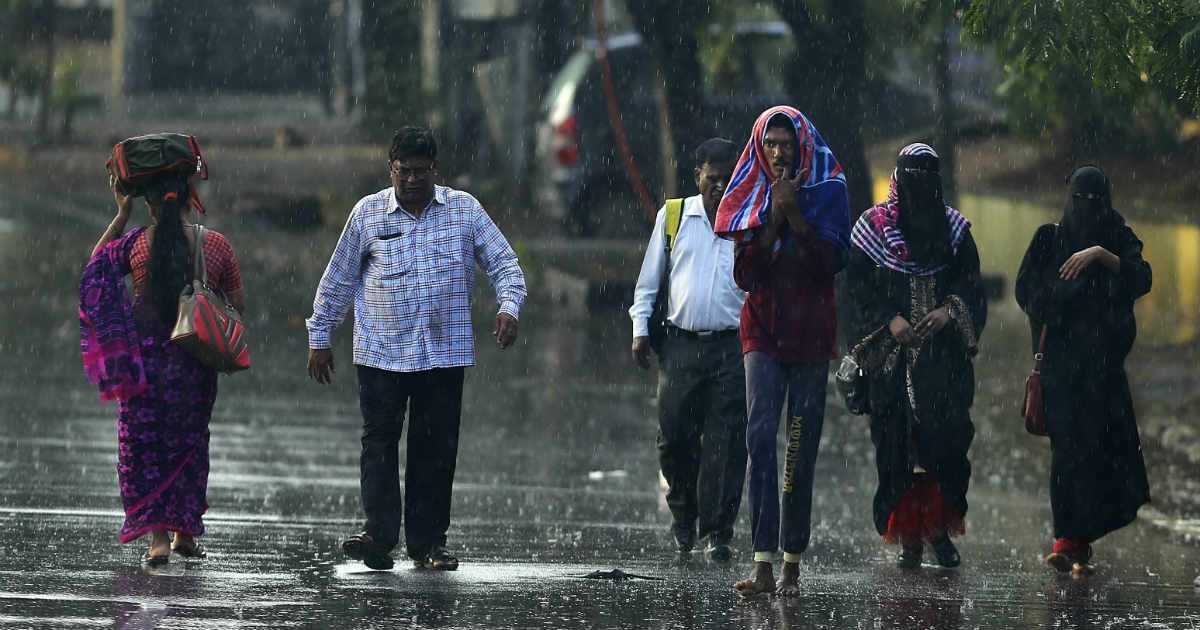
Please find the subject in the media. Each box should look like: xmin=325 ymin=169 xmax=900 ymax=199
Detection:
xmin=1 ymin=180 xmax=1199 ymax=629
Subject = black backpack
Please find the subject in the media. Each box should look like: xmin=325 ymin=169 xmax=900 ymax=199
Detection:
xmin=106 ymin=133 xmax=209 ymax=213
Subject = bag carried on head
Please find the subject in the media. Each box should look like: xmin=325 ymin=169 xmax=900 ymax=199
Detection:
xmin=171 ymin=225 xmax=250 ymax=373
xmin=106 ymin=132 xmax=208 ymax=213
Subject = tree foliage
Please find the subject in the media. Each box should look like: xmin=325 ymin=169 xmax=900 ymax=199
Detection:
xmin=962 ymin=0 xmax=1200 ymax=153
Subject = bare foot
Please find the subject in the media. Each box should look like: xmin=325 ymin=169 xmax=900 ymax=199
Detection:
xmin=172 ymin=532 xmax=205 ymax=558
xmin=173 ymin=533 xmax=194 ymax=550
xmin=776 ymin=561 xmax=801 ymax=596
xmin=734 ymin=561 xmax=776 ymax=597
xmin=145 ymin=530 xmax=170 ymax=559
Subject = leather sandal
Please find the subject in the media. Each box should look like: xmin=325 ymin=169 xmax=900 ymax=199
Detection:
xmin=342 ymin=533 xmax=395 ymax=571
xmin=416 ymin=547 xmax=459 ymax=571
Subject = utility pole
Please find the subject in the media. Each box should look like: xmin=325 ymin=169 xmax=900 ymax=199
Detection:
xmin=421 ymin=0 xmax=441 ymax=130
xmin=36 ymin=0 xmax=55 ymax=137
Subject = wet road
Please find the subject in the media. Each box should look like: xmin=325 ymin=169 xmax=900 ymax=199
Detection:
xmin=2 ymin=179 xmax=1199 ymax=629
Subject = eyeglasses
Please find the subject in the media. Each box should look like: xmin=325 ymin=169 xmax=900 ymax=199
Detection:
xmin=1072 ymin=192 xmax=1102 ymax=199
xmin=389 ymin=163 xmax=435 ymax=179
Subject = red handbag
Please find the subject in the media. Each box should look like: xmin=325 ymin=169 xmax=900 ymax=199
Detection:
xmin=170 ymin=225 xmax=250 ymax=373
xmin=1022 ymin=325 xmax=1048 ymax=436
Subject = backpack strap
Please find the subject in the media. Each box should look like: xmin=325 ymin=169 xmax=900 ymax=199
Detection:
xmin=663 ymin=198 xmax=684 ymax=250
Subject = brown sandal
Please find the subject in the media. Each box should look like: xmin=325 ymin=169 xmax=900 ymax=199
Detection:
xmin=415 ymin=547 xmax=458 ymax=571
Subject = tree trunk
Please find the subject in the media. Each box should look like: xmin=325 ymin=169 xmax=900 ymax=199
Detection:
xmin=933 ymin=27 xmax=957 ymax=206
xmin=777 ymin=0 xmax=872 ymax=215
xmin=36 ymin=0 xmax=55 ymax=139
xmin=626 ymin=0 xmax=705 ymax=200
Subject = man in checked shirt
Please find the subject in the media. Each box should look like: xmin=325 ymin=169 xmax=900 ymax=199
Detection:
xmin=306 ymin=126 xmax=527 ymax=571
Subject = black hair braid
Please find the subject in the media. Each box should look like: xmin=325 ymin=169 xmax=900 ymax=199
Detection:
xmin=146 ymin=175 xmax=193 ymax=326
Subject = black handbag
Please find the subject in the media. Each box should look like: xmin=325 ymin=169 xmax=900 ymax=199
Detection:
xmin=837 ymin=324 xmax=893 ymax=416
xmin=835 ymin=353 xmax=870 ymax=415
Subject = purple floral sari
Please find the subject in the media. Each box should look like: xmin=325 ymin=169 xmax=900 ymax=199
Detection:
xmin=80 ymin=228 xmax=217 ymax=543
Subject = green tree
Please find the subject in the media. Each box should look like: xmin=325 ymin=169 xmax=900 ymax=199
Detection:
xmin=1142 ymin=0 xmax=1200 ymax=115
xmin=51 ymin=51 xmax=101 ymax=140
xmin=962 ymin=0 xmax=1197 ymax=158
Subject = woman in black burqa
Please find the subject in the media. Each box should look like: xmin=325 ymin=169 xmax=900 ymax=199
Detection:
xmin=846 ymin=143 xmax=986 ymax=569
xmin=1015 ymin=165 xmax=1151 ymax=575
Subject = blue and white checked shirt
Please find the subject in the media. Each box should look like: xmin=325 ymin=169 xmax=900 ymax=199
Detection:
xmin=306 ymin=185 xmax=527 ymax=372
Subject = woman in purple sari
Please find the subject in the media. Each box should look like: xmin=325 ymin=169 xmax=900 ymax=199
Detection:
xmin=80 ymin=166 xmax=244 ymax=566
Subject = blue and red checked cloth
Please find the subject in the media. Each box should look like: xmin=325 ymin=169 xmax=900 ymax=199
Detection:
xmin=713 ymin=106 xmax=851 ymax=255
xmin=306 ymin=185 xmax=526 ymax=372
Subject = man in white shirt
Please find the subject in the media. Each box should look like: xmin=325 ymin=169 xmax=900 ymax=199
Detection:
xmin=629 ymin=138 xmax=747 ymax=562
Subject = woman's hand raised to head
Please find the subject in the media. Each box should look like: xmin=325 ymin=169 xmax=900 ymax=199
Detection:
xmin=92 ymin=173 xmax=136 ymax=258
xmin=108 ymin=174 xmax=134 ymax=223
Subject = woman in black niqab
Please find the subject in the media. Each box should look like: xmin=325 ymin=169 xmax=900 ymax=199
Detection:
xmin=845 ymin=143 xmax=986 ymax=570
xmin=1015 ymin=165 xmax=1152 ymax=576
xmin=895 ymin=151 xmax=952 ymax=266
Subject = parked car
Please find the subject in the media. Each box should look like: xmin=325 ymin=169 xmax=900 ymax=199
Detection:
xmin=533 ymin=23 xmax=794 ymax=237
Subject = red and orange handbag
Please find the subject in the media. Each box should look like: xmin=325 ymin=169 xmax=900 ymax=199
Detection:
xmin=170 ymin=225 xmax=250 ymax=373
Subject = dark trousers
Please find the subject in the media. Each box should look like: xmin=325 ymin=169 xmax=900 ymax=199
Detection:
xmin=657 ymin=332 xmax=747 ymax=549
xmin=357 ymin=365 xmax=464 ymax=559
xmin=744 ymin=352 xmax=828 ymax=557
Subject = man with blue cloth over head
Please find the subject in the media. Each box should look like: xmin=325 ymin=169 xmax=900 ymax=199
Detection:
xmin=714 ymin=106 xmax=850 ymax=597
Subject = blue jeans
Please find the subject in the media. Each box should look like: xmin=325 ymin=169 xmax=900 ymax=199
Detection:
xmin=743 ymin=352 xmax=829 ymax=559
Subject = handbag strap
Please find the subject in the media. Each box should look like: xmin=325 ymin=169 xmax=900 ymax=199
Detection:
xmin=1030 ymin=223 xmax=1059 ymax=375
xmin=191 ymin=224 xmax=208 ymax=286
xmin=1032 ymin=324 xmax=1048 ymax=374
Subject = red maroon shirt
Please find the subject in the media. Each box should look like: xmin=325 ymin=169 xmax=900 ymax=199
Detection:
xmin=733 ymin=231 xmax=838 ymax=364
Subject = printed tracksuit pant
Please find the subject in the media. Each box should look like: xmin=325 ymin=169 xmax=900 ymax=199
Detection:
xmin=743 ymin=351 xmax=828 ymax=562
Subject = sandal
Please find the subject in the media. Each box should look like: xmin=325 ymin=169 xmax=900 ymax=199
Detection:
xmin=172 ymin=542 xmax=206 ymax=559
xmin=415 ymin=547 xmax=459 ymax=571
xmin=140 ymin=552 xmax=169 ymax=567
xmin=342 ymin=533 xmax=394 ymax=571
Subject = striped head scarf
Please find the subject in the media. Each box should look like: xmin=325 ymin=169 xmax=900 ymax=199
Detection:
xmin=850 ymin=143 xmax=971 ymax=276
xmin=713 ymin=106 xmax=850 ymax=254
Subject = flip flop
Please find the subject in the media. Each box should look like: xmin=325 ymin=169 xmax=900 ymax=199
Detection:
xmin=172 ymin=542 xmax=206 ymax=559
xmin=140 ymin=552 xmax=169 ymax=567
